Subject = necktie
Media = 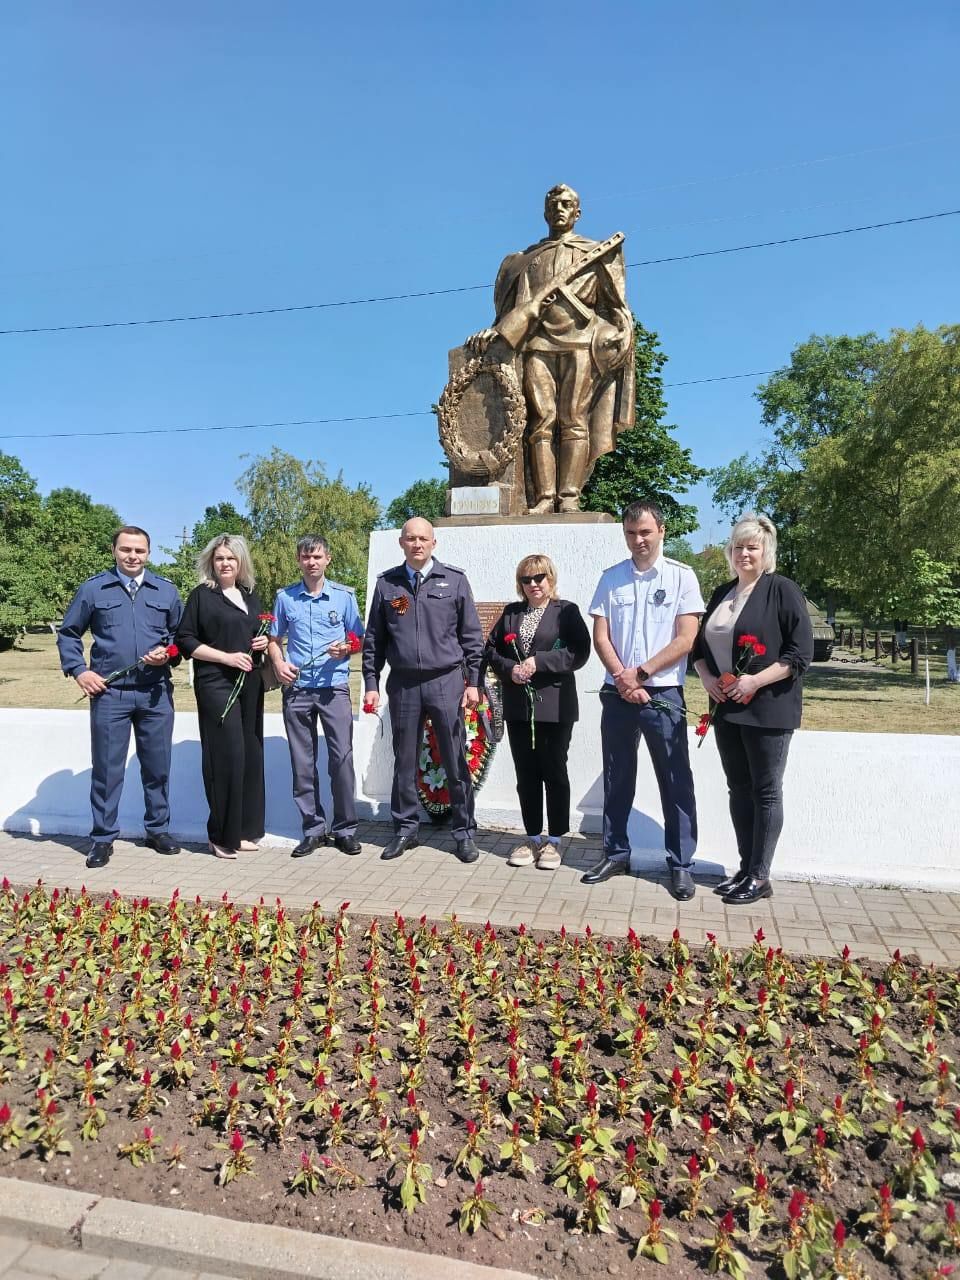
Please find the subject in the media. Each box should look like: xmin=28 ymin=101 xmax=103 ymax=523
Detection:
xmin=127 ymin=580 xmax=139 ymax=601
xmin=411 ymin=571 xmax=420 ymax=596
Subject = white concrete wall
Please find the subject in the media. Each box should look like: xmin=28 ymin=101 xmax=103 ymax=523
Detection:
xmin=2 ymin=521 xmax=958 ymax=889
xmin=1 ymin=706 xmax=958 ymax=890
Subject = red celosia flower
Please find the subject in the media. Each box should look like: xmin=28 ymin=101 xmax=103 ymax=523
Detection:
xmin=649 ymin=1198 xmax=662 ymax=1221
xmin=788 ymin=1190 xmax=807 ymax=1221
xmin=721 ymin=1211 xmax=735 ymax=1235
xmin=911 ymin=1127 xmax=926 ymax=1154
xmin=230 ymin=1129 xmax=244 ymax=1153
xmin=834 ymin=1220 xmax=846 ymax=1247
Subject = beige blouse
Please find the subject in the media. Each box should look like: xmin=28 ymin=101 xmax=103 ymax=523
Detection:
xmin=703 ymin=582 xmax=756 ymax=674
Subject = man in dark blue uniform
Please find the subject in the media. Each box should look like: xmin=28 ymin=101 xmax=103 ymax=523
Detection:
xmin=362 ymin=518 xmax=483 ymax=863
xmin=57 ymin=526 xmax=183 ymax=869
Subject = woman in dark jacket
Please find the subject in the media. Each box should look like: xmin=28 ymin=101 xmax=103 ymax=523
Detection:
xmin=692 ymin=514 xmax=814 ymax=904
xmin=484 ymin=554 xmax=590 ymax=870
xmin=176 ymin=534 xmax=267 ymax=859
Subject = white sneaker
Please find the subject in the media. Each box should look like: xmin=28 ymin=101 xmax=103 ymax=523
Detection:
xmin=507 ymin=841 xmax=537 ymax=867
xmin=537 ymin=843 xmax=561 ymax=871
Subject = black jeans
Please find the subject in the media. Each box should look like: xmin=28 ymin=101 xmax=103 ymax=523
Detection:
xmin=506 ymin=719 xmax=574 ymax=837
xmin=713 ymin=720 xmax=792 ymax=879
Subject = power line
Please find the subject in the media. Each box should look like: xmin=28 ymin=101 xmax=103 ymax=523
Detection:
xmin=1 ymin=208 xmax=956 ymax=338
xmin=0 ymin=369 xmax=783 ymax=442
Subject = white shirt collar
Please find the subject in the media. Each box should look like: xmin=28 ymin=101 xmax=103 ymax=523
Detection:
xmin=117 ymin=569 xmax=145 ymax=589
xmin=631 ymin=553 xmax=664 ymax=581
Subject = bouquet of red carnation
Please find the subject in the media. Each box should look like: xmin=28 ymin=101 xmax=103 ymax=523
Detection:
xmin=221 ymin=613 xmax=275 ymax=723
xmin=76 ymin=641 xmax=179 ymax=701
xmin=696 ymin=633 xmax=767 ymax=747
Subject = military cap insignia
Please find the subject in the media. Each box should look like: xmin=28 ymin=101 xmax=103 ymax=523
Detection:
xmin=389 ymin=596 xmax=409 ymax=615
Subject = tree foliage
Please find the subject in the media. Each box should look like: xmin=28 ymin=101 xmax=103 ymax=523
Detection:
xmin=160 ymin=502 xmax=253 ymax=599
xmin=237 ymin=448 xmax=381 ymax=610
xmin=0 ymin=454 xmax=121 ymax=640
xmin=581 ymin=320 xmax=705 ymax=535
xmin=792 ymin=325 xmax=960 ymax=619
xmin=382 ymin=476 xmax=447 ymax=529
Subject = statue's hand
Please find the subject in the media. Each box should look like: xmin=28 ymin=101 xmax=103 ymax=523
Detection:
xmin=465 ymin=328 xmax=497 ymax=356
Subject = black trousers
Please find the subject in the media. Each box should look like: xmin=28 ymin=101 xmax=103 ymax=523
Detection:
xmin=506 ymin=719 xmax=574 ymax=837
xmin=195 ymin=673 xmax=265 ymax=849
xmin=713 ymin=720 xmax=792 ymax=879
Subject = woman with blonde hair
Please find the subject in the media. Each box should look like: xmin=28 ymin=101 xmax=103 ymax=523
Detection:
xmin=692 ymin=514 xmax=813 ymax=903
xmin=483 ymin=554 xmax=590 ymax=870
xmin=176 ymin=534 xmax=267 ymax=859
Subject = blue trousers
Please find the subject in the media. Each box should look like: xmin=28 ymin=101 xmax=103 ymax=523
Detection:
xmin=600 ymin=687 xmax=697 ymax=868
xmin=386 ymin=668 xmax=475 ymax=842
xmin=88 ymin=682 xmax=174 ymax=843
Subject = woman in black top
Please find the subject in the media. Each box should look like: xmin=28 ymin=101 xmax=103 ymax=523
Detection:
xmin=176 ymin=534 xmax=267 ymax=859
xmin=691 ymin=514 xmax=814 ymax=904
xmin=484 ymin=554 xmax=590 ymax=870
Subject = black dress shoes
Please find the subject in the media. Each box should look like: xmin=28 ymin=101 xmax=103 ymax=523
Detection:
xmin=85 ymin=842 xmax=113 ymax=869
xmin=381 ymin=832 xmax=419 ymax=861
xmin=332 ymin=835 xmax=362 ymax=855
xmin=668 ymin=867 xmax=696 ymax=901
xmin=291 ymin=834 xmax=327 ymax=859
xmin=723 ymin=876 xmax=773 ymax=905
xmin=713 ymin=869 xmax=748 ymax=896
xmin=453 ymin=837 xmax=480 ymax=864
xmin=581 ymin=855 xmax=633 ymax=885
xmin=145 ymin=833 xmax=180 ymax=855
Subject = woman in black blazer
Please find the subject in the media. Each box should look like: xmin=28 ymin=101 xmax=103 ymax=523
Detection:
xmin=484 ymin=554 xmax=590 ymax=870
xmin=691 ymin=515 xmax=813 ymax=904
xmin=176 ymin=534 xmax=267 ymax=860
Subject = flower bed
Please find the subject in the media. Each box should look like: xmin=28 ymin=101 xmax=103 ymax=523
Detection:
xmin=0 ymin=879 xmax=957 ymax=1278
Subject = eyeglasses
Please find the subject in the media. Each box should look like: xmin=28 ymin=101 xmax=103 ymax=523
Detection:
xmin=519 ymin=573 xmax=548 ymax=585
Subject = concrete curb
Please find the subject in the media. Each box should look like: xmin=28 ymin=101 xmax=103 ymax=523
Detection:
xmin=0 ymin=1176 xmax=539 ymax=1280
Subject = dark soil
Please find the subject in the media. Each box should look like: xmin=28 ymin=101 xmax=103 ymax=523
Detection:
xmin=0 ymin=883 xmax=958 ymax=1279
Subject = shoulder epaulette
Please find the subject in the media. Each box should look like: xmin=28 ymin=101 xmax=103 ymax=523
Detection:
xmin=663 ymin=556 xmax=692 ymax=569
xmin=327 ymin=579 xmax=356 ymax=594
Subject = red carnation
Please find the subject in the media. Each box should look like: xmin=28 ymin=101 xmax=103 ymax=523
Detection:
xmin=346 ymin=631 xmax=362 ymax=653
xmin=165 ymin=643 xmax=179 ymax=658
xmin=738 ymin=634 xmax=758 ymax=647
xmin=752 ymin=642 xmax=767 ymax=656
xmin=258 ymin=612 xmax=276 ymax=623
xmin=503 ymin=632 xmax=518 ymax=644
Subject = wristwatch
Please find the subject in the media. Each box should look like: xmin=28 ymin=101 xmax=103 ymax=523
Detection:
xmin=636 ymin=666 xmax=651 ymax=683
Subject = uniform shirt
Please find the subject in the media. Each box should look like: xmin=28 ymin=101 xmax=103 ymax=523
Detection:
xmin=589 ymin=554 xmax=705 ymax=688
xmin=363 ymin=559 xmax=484 ymax=688
xmin=270 ymin=579 xmax=363 ymax=690
xmin=57 ymin=569 xmax=183 ymax=684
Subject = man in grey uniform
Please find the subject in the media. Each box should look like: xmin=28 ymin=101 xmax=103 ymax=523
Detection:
xmin=362 ymin=518 xmax=483 ymax=864
xmin=57 ymin=525 xmax=183 ymax=869
xmin=269 ymin=535 xmax=364 ymax=858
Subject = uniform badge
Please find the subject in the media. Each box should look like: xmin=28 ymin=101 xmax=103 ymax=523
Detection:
xmin=389 ymin=596 xmax=409 ymax=615
xmin=328 ymin=610 xmax=341 ymax=625
xmin=653 ymin=588 xmax=666 ymax=605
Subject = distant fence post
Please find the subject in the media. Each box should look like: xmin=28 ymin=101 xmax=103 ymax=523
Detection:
xmin=910 ymin=638 xmax=919 ymax=676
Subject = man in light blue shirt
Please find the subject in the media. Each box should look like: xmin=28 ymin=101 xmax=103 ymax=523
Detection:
xmin=586 ymin=500 xmax=704 ymax=899
xmin=268 ymin=535 xmax=364 ymax=858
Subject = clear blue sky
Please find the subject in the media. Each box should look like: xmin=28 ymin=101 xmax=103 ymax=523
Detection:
xmin=2 ymin=1 xmax=958 ymax=556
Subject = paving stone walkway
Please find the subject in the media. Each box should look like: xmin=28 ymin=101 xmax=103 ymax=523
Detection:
xmin=0 ymin=1234 xmax=216 ymax=1280
xmin=3 ymin=826 xmax=959 ymax=965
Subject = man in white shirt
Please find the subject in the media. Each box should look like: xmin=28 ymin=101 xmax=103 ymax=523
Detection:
xmin=586 ymin=501 xmax=704 ymax=899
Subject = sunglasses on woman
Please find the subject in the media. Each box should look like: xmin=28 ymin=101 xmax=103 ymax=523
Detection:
xmin=520 ymin=573 xmax=548 ymax=585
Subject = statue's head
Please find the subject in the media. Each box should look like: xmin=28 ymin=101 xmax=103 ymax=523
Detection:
xmin=544 ymin=184 xmax=580 ymax=233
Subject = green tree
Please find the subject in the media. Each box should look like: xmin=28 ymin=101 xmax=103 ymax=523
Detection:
xmin=581 ymin=320 xmax=705 ymax=535
xmin=690 ymin=544 xmax=731 ymax=599
xmin=383 ymin=476 xmax=447 ymax=528
xmin=0 ymin=460 xmax=121 ymax=642
xmin=160 ymin=502 xmax=252 ymax=598
xmin=237 ymin=448 xmax=380 ymax=610
xmin=708 ymin=332 xmax=885 ymax=584
xmin=793 ymin=325 xmax=960 ymax=618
